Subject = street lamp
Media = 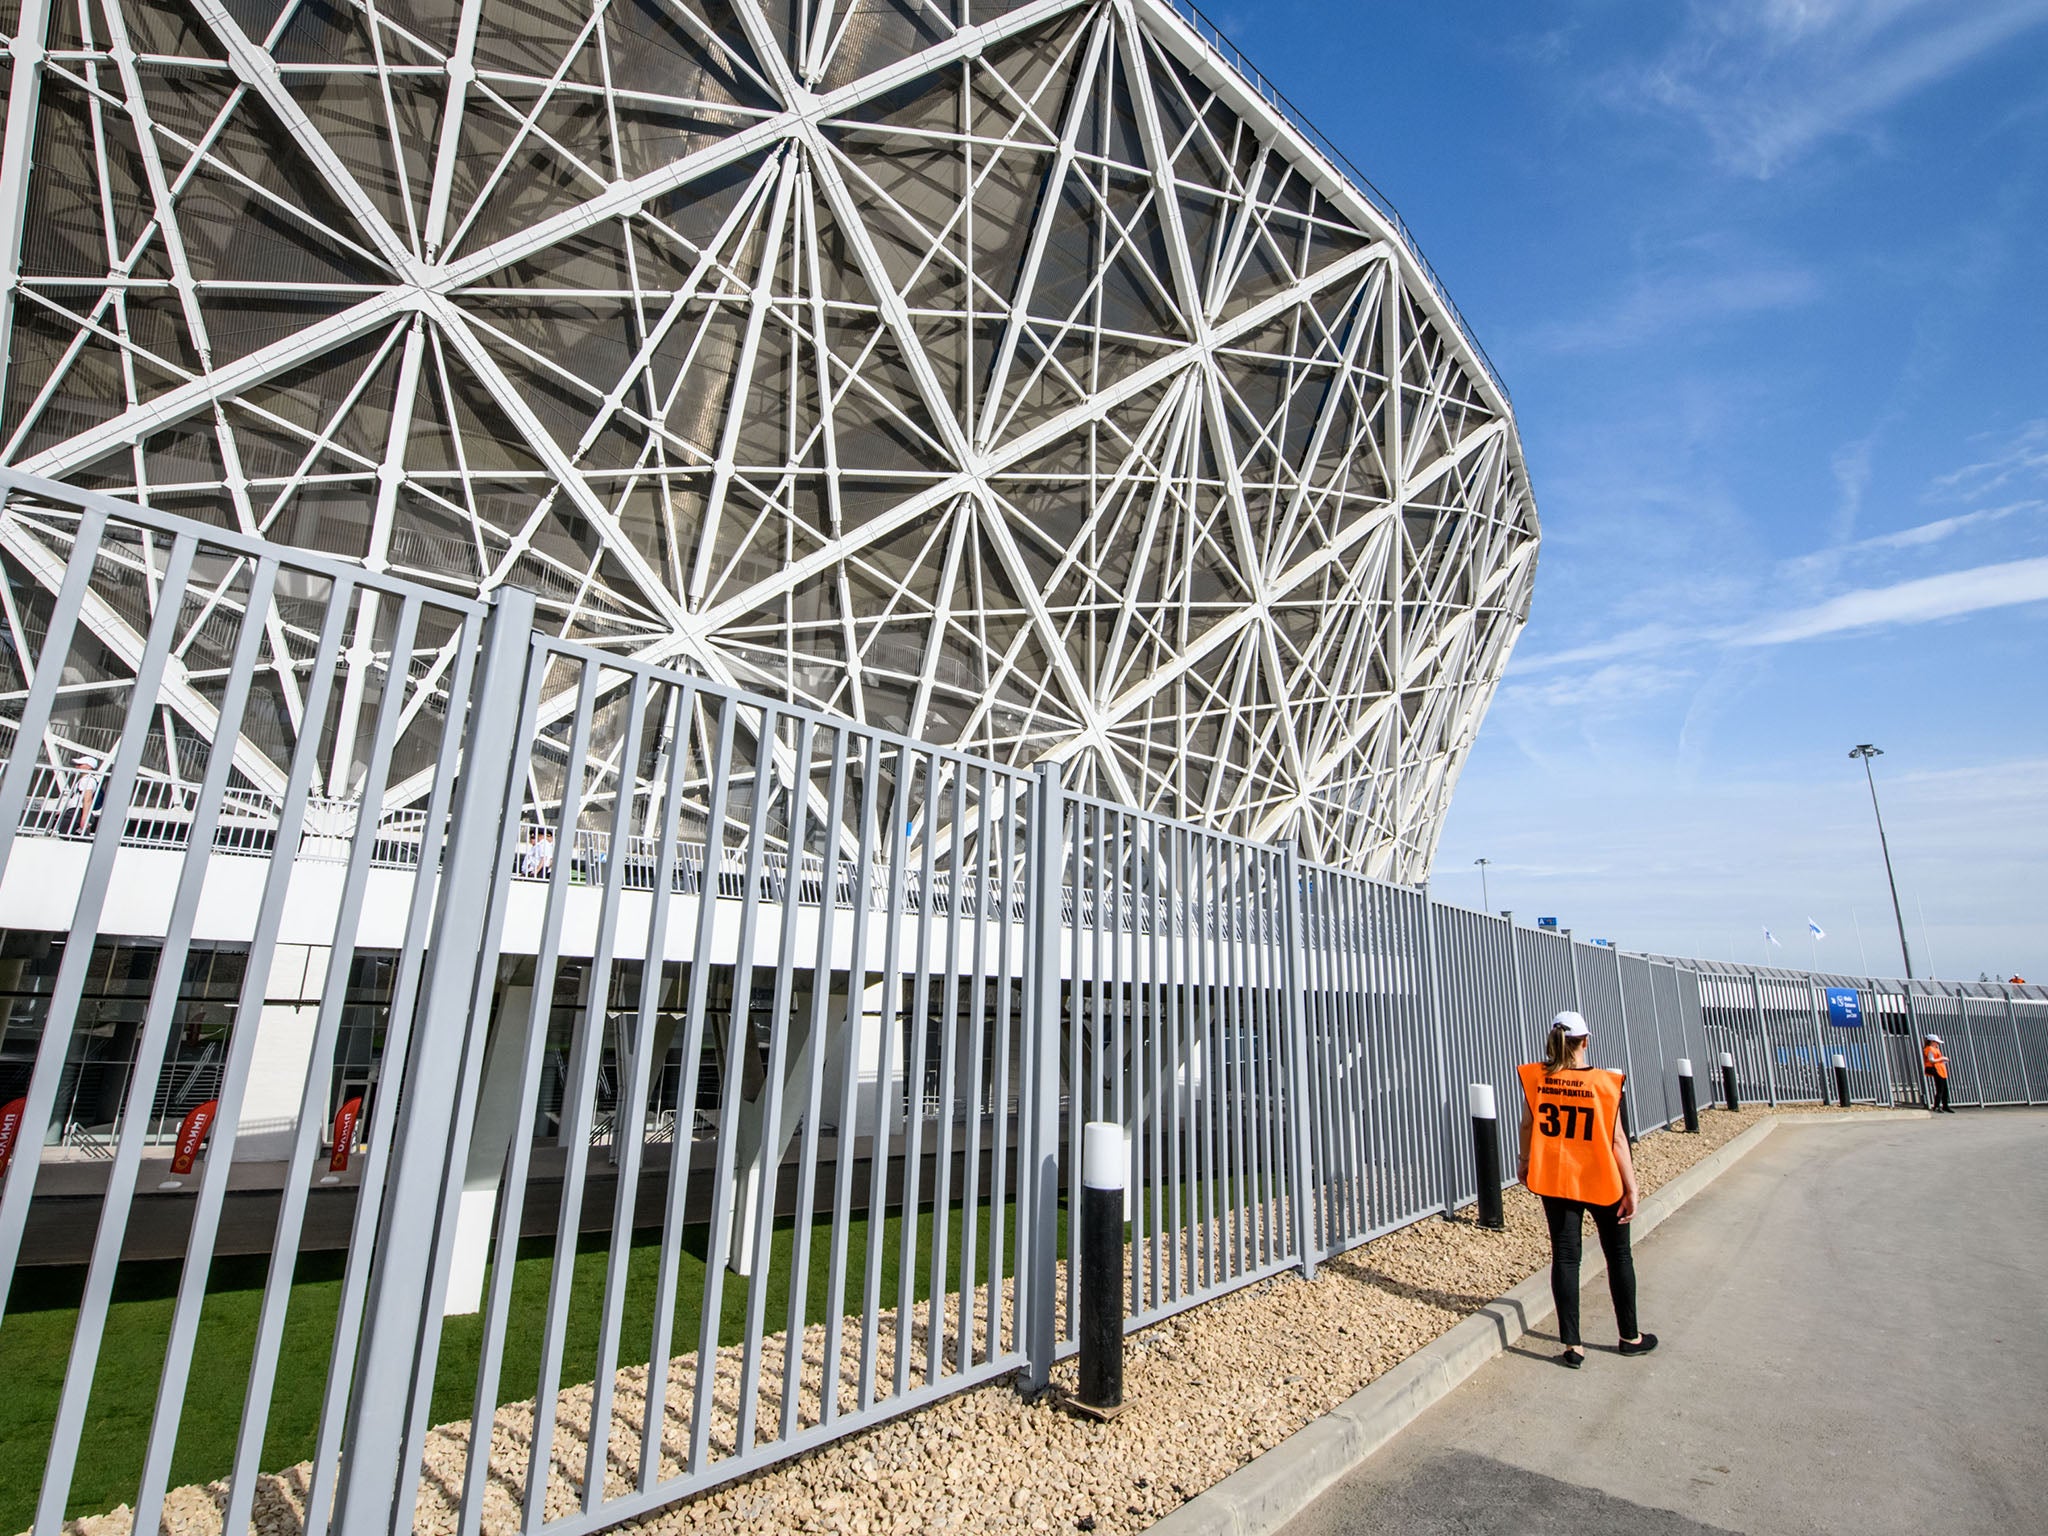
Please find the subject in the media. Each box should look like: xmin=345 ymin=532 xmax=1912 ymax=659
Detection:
xmin=1848 ymin=745 xmax=1914 ymax=979
xmin=1474 ymin=857 xmax=1491 ymax=912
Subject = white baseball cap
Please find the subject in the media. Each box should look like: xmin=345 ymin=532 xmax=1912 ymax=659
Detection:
xmin=1552 ymin=1010 xmax=1590 ymax=1038
xmin=1926 ymin=1034 xmax=1942 ymax=1044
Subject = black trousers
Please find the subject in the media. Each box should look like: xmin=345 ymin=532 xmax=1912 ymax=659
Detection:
xmin=1541 ymin=1194 xmax=1638 ymax=1348
xmin=1929 ymin=1073 xmax=1951 ymax=1111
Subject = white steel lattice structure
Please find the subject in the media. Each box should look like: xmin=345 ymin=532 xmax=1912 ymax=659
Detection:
xmin=0 ymin=0 xmax=1536 ymax=878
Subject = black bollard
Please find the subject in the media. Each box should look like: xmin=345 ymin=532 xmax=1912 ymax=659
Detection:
xmin=1077 ymin=1122 xmax=1126 ymax=1418
xmin=1677 ymin=1058 xmax=1701 ymax=1133
xmin=1720 ymin=1051 xmax=1741 ymax=1112
xmin=1834 ymin=1053 xmax=1852 ymax=1109
xmin=1469 ymin=1083 xmax=1504 ymax=1229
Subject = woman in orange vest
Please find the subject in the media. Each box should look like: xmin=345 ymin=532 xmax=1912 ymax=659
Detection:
xmin=1922 ymin=1034 xmax=1953 ymax=1113
xmin=1517 ymin=1011 xmax=1656 ymax=1368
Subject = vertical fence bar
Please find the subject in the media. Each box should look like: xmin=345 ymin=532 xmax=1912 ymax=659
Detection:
xmin=1279 ymin=844 xmax=1315 ymax=1273
xmin=1419 ymin=885 xmax=1456 ymax=1219
xmin=1022 ymin=760 xmax=1064 ymax=1390
xmin=1761 ymin=974 xmax=1777 ymax=1105
xmin=817 ymin=733 xmax=882 ymax=1431
xmin=2009 ymin=987 xmax=2033 ymax=1105
xmin=1609 ymin=943 xmax=1637 ymax=1137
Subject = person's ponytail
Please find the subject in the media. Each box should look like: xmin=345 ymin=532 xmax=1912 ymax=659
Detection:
xmin=1543 ymin=1022 xmax=1574 ymax=1076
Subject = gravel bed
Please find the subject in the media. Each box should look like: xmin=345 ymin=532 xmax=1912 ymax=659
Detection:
xmin=51 ymin=1104 xmax=1864 ymax=1536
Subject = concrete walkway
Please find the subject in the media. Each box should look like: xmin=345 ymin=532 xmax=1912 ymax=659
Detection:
xmin=1280 ymin=1110 xmax=2048 ymax=1536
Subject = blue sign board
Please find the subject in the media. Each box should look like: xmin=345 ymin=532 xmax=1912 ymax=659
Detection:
xmin=1823 ymin=987 xmax=1863 ymax=1028
xmin=1537 ymin=917 xmax=1559 ymax=930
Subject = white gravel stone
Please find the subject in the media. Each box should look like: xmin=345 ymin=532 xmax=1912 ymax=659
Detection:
xmin=42 ymin=1105 xmax=1854 ymax=1536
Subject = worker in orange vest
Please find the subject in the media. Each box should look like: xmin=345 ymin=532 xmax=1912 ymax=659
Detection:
xmin=1518 ymin=1011 xmax=1656 ymax=1369
xmin=1922 ymin=1034 xmax=1953 ymax=1113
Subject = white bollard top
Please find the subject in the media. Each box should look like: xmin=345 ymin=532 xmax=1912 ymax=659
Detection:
xmin=1720 ymin=1051 xmax=1735 ymax=1068
xmin=1833 ymin=1053 xmax=1847 ymax=1070
xmin=1468 ymin=1082 xmax=1497 ymax=1120
xmin=1083 ymin=1121 xmax=1126 ymax=1191
xmin=1677 ymin=1057 xmax=1693 ymax=1077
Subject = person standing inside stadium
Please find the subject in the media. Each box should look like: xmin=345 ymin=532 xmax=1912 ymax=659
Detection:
xmin=1517 ymin=1011 xmax=1658 ymax=1369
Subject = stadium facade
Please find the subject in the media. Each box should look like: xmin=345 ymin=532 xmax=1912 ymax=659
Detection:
xmin=0 ymin=0 xmax=1536 ymax=881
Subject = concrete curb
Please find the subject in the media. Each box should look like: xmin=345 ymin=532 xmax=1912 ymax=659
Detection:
xmin=1146 ymin=1108 xmax=1932 ymax=1536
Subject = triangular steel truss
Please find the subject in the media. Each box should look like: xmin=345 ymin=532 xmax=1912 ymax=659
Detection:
xmin=0 ymin=0 xmax=1536 ymax=879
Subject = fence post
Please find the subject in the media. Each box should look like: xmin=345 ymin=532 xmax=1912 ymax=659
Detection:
xmin=1566 ymin=929 xmax=1583 ymax=1017
xmin=1956 ymin=985 xmax=1988 ymax=1106
xmin=1806 ymin=975 xmax=1830 ymax=1102
xmin=1503 ymin=912 xmax=1536 ymax=1064
xmin=1902 ymin=985 xmax=1929 ymax=1107
xmin=332 ymin=585 xmax=534 ymax=1536
xmin=1609 ymin=944 xmax=1637 ymax=1139
xmin=1750 ymin=972 xmax=1778 ymax=1106
xmin=1869 ymin=980 xmax=1899 ymax=1106
xmin=2008 ymin=985 xmax=2034 ymax=1105
xmin=1420 ymin=884 xmax=1458 ymax=1221
xmin=1279 ymin=843 xmax=1317 ymax=1276
xmin=1021 ymin=760 xmax=1066 ymax=1392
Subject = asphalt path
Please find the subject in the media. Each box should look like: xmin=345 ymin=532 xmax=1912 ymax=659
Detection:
xmin=1282 ymin=1110 xmax=2048 ymax=1536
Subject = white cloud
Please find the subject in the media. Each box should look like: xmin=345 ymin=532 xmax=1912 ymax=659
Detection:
xmin=1630 ymin=0 xmax=2048 ymax=175
xmin=1532 ymin=264 xmax=1818 ymax=353
xmin=1778 ymin=500 xmax=2041 ymax=577
xmin=1503 ymin=660 xmax=1697 ymax=712
xmin=1507 ymin=623 xmax=1695 ymax=675
xmin=1931 ymin=417 xmax=2048 ymax=498
xmin=1737 ymin=554 xmax=2048 ymax=643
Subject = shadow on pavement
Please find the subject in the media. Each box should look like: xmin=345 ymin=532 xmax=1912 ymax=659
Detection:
xmin=1290 ymin=1448 xmax=1739 ymax=1536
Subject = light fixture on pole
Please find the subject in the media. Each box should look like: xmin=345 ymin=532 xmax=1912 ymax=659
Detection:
xmin=1848 ymin=745 xmax=1913 ymax=979
xmin=1474 ymin=857 xmax=1492 ymax=912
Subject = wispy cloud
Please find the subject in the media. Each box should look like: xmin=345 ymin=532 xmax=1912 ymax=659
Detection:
xmin=1628 ymin=0 xmax=2048 ymax=176
xmin=1507 ymin=623 xmax=1694 ymax=675
xmin=1505 ymin=660 xmax=1697 ymax=711
xmin=1513 ymin=547 xmax=2048 ymax=673
xmin=1736 ymin=554 xmax=2048 ymax=643
xmin=1778 ymin=500 xmax=2042 ymax=577
xmin=1931 ymin=417 xmax=2048 ymax=498
xmin=1531 ymin=262 xmax=1819 ymax=353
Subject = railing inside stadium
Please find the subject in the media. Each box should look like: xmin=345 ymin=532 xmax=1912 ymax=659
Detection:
xmin=2 ymin=479 xmax=2041 ymax=1536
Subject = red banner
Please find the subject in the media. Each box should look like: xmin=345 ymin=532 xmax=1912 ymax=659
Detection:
xmin=329 ymin=1097 xmax=363 ymax=1174
xmin=169 ymin=1099 xmax=219 ymax=1176
xmin=0 ymin=1097 xmax=27 ymax=1177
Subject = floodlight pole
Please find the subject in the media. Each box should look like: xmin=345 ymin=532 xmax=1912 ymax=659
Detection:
xmin=1474 ymin=857 xmax=1491 ymax=912
xmin=1849 ymin=745 xmax=1913 ymax=980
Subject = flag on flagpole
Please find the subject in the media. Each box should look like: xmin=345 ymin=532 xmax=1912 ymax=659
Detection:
xmin=1763 ymin=926 xmax=1781 ymax=947
xmin=1808 ymin=919 xmax=1825 ymax=940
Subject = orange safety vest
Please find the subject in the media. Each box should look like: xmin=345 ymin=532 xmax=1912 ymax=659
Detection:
xmin=1923 ymin=1042 xmax=1948 ymax=1079
xmin=1518 ymin=1063 xmax=1625 ymax=1206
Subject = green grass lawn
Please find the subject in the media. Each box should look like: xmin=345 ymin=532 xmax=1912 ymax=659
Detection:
xmin=0 ymin=1193 xmax=1036 ymax=1529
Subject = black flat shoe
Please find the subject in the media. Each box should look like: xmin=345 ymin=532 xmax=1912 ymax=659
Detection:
xmin=1558 ymin=1349 xmax=1584 ymax=1369
xmin=1618 ymin=1333 xmax=1659 ymax=1356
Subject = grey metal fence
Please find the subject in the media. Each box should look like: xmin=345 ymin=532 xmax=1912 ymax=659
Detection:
xmin=2 ymin=472 xmax=2044 ymax=1536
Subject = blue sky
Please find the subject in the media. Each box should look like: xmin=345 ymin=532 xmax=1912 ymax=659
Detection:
xmin=1223 ymin=0 xmax=2048 ymax=979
